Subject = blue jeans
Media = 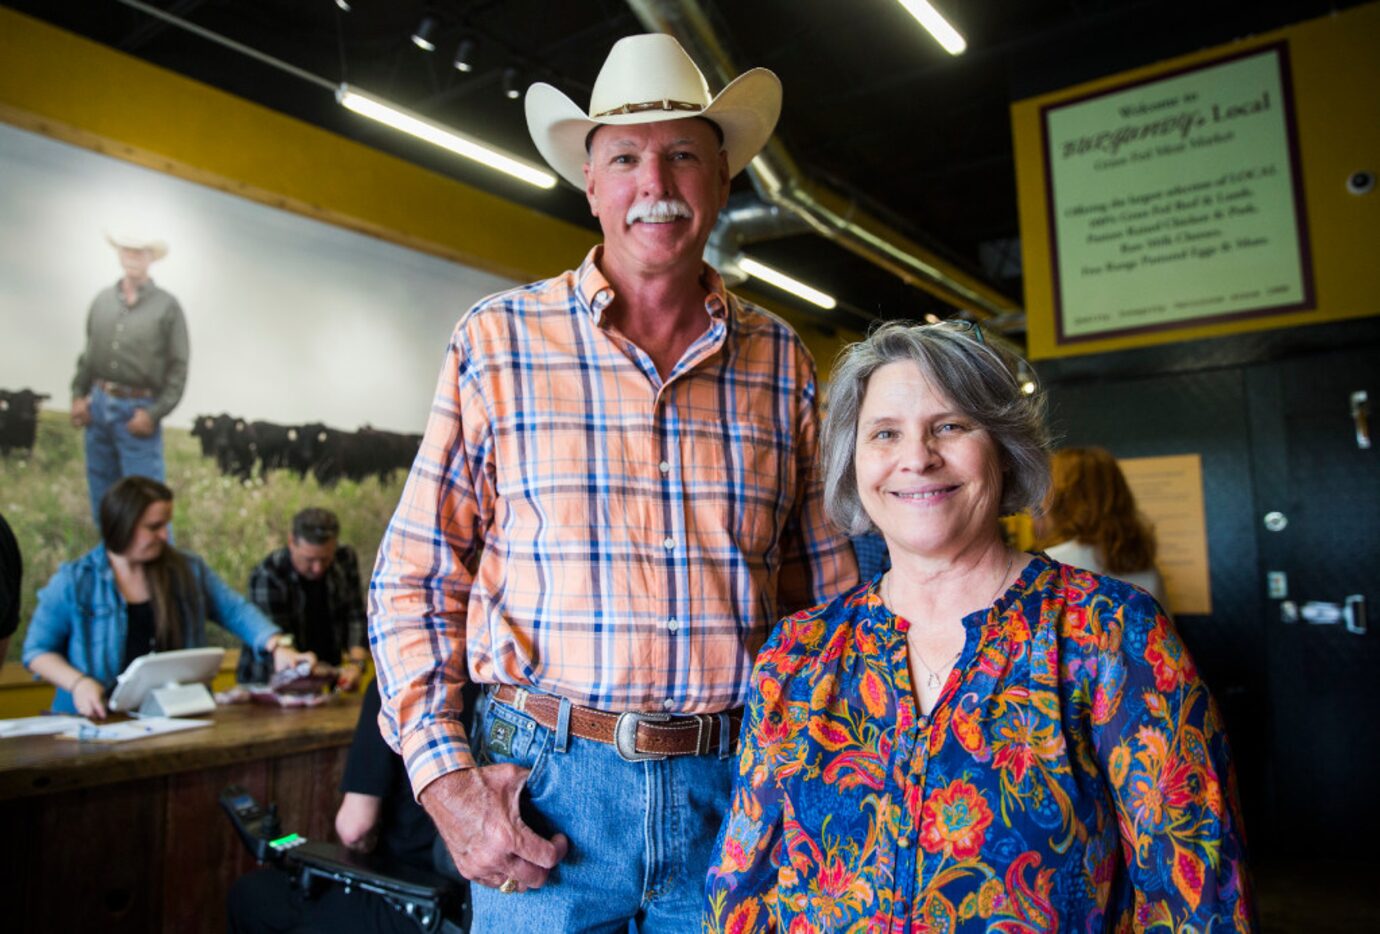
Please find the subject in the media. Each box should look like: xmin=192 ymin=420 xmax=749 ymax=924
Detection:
xmin=84 ymin=386 xmax=165 ymax=525
xmin=467 ymin=691 xmax=735 ymax=933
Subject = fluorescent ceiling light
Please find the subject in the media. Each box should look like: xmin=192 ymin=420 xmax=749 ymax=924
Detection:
xmin=739 ymin=256 xmax=837 ymax=310
xmin=337 ymin=86 xmax=556 ymax=189
xmin=894 ymin=1 xmax=967 ymax=55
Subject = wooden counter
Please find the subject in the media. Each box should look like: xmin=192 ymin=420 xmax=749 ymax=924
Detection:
xmin=0 ymin=697 xmax=363 ymax=934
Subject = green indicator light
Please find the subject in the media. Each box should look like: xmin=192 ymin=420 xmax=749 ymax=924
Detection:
xmin=270 ymin=833 xmax=303 ymax=847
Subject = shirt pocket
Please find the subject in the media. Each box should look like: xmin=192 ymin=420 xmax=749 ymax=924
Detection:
xmin=681 ymin=413 xmax=797 ymax=559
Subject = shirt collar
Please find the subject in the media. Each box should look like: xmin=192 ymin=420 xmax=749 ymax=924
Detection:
xmin=575 ymin=246 xmax=732 ymax=327
xmin=116 ymin=278 xmax=154 ymax=304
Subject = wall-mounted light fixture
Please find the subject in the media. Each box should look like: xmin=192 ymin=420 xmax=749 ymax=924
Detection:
xmin=893 ymin=1 xmax=966 ymax=55
xmin=452 ymin=38 xmax=476 ymax=73
xmin=739 ymin=256 xmax=837 ymax=309
xmin=337 ymin=85 xmax=556 ymax=188
xmin=411 ymin=15 xmax=438 ymax=52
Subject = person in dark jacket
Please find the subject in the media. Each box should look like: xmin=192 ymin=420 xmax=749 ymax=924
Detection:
xmin=237 ymin=507 xmax=368 ymax=689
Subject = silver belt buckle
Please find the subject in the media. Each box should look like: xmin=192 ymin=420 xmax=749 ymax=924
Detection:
xmin=614 ymin=711 xmax=672 ymax=762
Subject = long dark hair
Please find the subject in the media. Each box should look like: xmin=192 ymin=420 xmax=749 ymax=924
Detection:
xmin=1035 ymin=447 xmax=1156 ymax=575
xmin=99 ymin=476 xmax=192 ymax=651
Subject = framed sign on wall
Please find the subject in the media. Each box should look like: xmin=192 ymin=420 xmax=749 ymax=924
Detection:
xmin=1042 ymin=43 xmax=1313 ymax=344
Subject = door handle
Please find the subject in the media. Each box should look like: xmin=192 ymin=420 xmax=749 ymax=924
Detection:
xmin=1295 ymin=595 xmax=1367 ymax=635
xmin=1352 ymin=391 xmax=1371 ymax=450
xmin=1346 ymin=594 xmax=1367 ymax=635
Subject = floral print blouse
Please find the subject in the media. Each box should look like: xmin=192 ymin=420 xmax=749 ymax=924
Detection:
xmin=705 ymin=554 xmax=1252 ymax=932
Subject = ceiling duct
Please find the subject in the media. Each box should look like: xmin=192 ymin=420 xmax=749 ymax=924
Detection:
xmin=627 ymin=0 xmax=1024 ymax=327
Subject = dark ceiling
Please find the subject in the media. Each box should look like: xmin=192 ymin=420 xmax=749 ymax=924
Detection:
xmin=3 ymin=0 xmax=1361 ymax=333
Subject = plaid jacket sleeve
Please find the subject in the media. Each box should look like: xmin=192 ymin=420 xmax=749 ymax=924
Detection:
xmin=246 ymin=558 xmax=295 ymax=633
xmin=335 ymin=544 xmax=368 ymax=651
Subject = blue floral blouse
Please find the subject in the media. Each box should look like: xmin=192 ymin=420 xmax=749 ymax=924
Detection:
xmin=705 ymin=554 xmax=1252 ymax=932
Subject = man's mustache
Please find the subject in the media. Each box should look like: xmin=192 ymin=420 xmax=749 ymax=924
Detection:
xmin=626 ymin=199 xmax=692 ymax=225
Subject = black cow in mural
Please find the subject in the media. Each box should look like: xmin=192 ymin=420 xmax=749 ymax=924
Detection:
xmin=190 ymin=413 xmax=256 ymax=480
xmin=189 ymin=412 xmax=419 ymax=486
xmin=0 ymin=388 xmax=51 ymax=456
xmin=312 ymin=426 xmax=421 ymax=487
xmin=247 ymin=420 xmax=306 ymax=477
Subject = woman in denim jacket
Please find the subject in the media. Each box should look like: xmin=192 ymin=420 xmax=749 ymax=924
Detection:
xmin=23 ymin=475 xmax=315 ymax=717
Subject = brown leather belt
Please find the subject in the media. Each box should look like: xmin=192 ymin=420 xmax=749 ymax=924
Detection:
xmin=95 ymin=379 xmax=156 ymax=399
xmin=490 ymin=684 xmax=742 ymax=762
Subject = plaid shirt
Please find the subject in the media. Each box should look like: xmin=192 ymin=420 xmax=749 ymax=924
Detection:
xmin=369 ymin=248 xmax=858 ymax=792
xmin=238 ymin=544 xmax=367 ymax=683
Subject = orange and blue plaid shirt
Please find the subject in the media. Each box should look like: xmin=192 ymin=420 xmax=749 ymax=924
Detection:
xmin=369 ymin=248 xmax=858 ymax=793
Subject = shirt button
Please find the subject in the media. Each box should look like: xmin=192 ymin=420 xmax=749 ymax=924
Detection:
xmin=898 ymin=837 xmax=911 ymax=849
xmin=110 ymin=361 xmax=119 ymax=369
xmin=111 ymin=341 xmax=119 ymax=349
xmin=667 ymin=618 xmax=679 ymax=632
xmin=662 ymin=698 xmax=675 ymax=711
xmin=116 ymin=323 xmax=125 ymax=331
xmin=659 ymin=461 xmax=671 ymax=474
xmin=663 ymin=537 xmax=675 ymax=550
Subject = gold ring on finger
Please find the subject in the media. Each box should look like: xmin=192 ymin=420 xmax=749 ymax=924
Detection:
xmin=499 ymin=878 xmax=519 ymax=894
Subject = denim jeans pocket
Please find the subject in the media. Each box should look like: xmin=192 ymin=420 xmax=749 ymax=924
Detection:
xmin=475 ymin=696 xmax=552 ymax=791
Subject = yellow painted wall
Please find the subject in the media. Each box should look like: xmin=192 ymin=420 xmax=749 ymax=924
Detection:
xmin=0 ymin=8 xmax=861 ymax=370
xmin=1013 ymin=3 xmax=1380 ymax=359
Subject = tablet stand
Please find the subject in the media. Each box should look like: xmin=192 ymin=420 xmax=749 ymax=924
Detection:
xmin=139 ymin=681 xmax=217 ymax=717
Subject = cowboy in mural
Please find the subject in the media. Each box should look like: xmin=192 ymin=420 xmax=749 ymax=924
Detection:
xmin=70 ymin=230 xmax=189 ymax=525
xmin=369 ymin=33 xmax=856 ymax=931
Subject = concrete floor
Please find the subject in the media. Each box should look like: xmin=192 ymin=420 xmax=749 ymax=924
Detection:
xmin=1254 ymin=861 xmax=1380 ymax=932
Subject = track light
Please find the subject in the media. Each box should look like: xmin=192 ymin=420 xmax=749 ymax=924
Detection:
xmin=893 ymin=1 xmax=967 ymax=55
xmin=1017 ymin=362 xmax=1038 ymax=395
xmin=411 ymin=15 xmax=438 ymax=52
xmin=334 ymin=0 xmax=351 ymax=12
xmin=502 ymin=67 xmax=522 ymax=100
xmin=336 ymin=85 xmax=556 ymax=189
xmin=452 ymin=38 xmax=476 ymax=73
xmin=738 ymin=256 xmax=837 ymax=310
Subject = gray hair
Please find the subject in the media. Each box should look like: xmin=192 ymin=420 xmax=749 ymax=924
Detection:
xmin=821 ymin=320 xmax=1051 ymax=535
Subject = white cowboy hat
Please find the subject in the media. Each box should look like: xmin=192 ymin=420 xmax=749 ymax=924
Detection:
xmin=525 ymin=33 xmax=782 ymax=190
xmin=105 ymin=230 xmax=169 ymax=261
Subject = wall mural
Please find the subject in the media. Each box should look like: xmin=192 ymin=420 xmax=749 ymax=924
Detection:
xmin=0 ymin=122 xmax=517 ymax=664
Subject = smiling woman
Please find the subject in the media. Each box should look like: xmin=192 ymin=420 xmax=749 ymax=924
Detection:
xmin=705 ymin=320 xmax=1255 ymax=932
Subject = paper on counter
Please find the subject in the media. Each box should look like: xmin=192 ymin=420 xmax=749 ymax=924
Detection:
xmin=56 ymin=716 xmax=213 ymax=743
xmin=0 ymin=715 xmax=87 ymax=738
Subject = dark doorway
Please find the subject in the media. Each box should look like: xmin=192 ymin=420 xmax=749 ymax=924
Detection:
xmin=1038 ymin=318 xmax=1380 ymax=862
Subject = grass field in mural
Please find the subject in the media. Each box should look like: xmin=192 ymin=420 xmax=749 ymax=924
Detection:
xmin=2 ymin=411 xmax=406 ymax=662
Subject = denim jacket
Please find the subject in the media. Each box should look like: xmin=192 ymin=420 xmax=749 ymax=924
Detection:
xmin=22 ymin=544 xmax=279 ymax=713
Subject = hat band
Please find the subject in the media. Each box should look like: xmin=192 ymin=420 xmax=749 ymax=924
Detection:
xmin=592 ymin=98 xmax=703 ymax=118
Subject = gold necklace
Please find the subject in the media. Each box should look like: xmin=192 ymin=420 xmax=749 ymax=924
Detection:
xmin=886 ymin=550 xmax=1015 ymax=690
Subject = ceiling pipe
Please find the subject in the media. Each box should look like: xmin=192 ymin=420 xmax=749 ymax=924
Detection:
xmin=626 ymin=0 xmax=1024 ymax=327
xmin=708 ymin=196 xmax=881 ymax=333
xmin=706 ymin=192 xmax=812 ymax=285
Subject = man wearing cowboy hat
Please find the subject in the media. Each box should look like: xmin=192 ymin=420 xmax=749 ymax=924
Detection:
xmin=70 ymin=231 xmax=189 ymax=524
xmin=370 ymin=33 xmax=856 ymax=932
